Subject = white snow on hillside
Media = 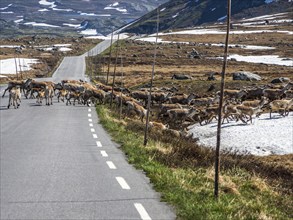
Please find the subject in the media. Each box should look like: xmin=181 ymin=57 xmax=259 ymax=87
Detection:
xmin=0 ymin=3 xmax=12 ymax=10
xmin=63 ymin=23 xmax=81 ymax=28
xmin=38 ymin=8 xmax=49 ymax=12
xmin=157 ymin=28 xmax=293 ymax=36
xmin=241 ymin=12 xmax=288 ymax=21
xmin=104 ymin=2 xmax=127 ymax=13
xmin=39 ymin=0 xmax=56 ymax=9
xmin=24 ymin=22 xmax=60 ymax=28
xmin=265 ymin=0 xmax=274 ymax=4
xmin=0 ymin=45 xmax=22 ymax=48
xmin=79 ymin=29 xmax=98 ymax=35
xmin=78 ymin=12 xmax=111 ymax=16
xmin=85 ymin=33 xmax=129 ymax=40
xmin=188 ymin=113 xmax=293 ymax=156
xmin=136 ymin=37 xmax=275 ymax=50
xmin=227 ymin=54 xmax=293 ymax=67
xmin=0 ymin=11 xmax=13 ymax=14
xmin=0 ymin=58 xmax=39 ymax=74
xmin=213 ymin=54 xmax=292 ymax=67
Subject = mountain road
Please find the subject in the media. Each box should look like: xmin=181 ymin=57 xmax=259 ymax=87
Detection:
xmin=0 ymin=40 xmax=175 ymax=219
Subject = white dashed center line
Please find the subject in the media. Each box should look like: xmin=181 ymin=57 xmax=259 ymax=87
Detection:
xmin=89 ymin=123 xmax=93 ymax=127
xmin=93 ymin=134 xmax=98 ymax=139
xmin=90 ymin=128 xmax=95 ymax=133
xmin=96 ymin=141 xmax=102 ymax=147
xmin=106 ymin=161 xmax=117 ymax=169
xmin=88 ymin=119 xmax=92 ymax=122
xmin=88 ymin=109 xmax=91 ymax=112
xmin=116 ymin=177 xmax=130 ymax=190
xmin=100 ymin=150 xmax=108 ymax=157
xmin=88 ymin=113 xmax=92 ymax=117
xmin=134 ymin=203 xmax=152 ymax=220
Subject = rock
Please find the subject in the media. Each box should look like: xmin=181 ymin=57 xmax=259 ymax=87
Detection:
xmin=207 ymin=72 xmax=216 ymax=81
xmin=232 ymin=71 xmax=262 ymax=81
xmin=270 ymin=77 xmax=291 ymax=84
xmin=188 ymin=48 xmax=201 ymax=59
xmin=171 ymin=74 xmax=192 ymax=80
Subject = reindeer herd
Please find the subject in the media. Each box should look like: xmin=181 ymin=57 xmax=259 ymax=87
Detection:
xmin=2 ymin=78 xmax=293 ymax=137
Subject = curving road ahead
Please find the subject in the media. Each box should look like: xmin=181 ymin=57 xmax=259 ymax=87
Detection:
xmin=0 ymin=41 xmax=175 ymax=219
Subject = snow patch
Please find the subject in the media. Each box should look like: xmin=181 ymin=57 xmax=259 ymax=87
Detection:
xmin=79 ymin=29 xmax=98 ymax=35
xmin=225 ymin=54 xmax=293 ymax=66
xmin=0 ymin=58 xmax=39 ymax=74
xmin=188 ymin=113 xmax=293 ymax=156
xmin=38 ymin=8 xmax=49 ymax=12
xmin=104 ymin=2 xmax=127 ymax=13
xmin=24 ymin=22 xmax=60 ymax=28
xmin=0 ymin=3 xmax=12 ymax=10
xmin=265 ymin=0 xmax=274 ymax=4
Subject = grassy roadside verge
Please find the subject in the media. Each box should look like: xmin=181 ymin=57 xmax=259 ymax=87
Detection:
xmin=96 ymin=105 xmax=292 ymax=220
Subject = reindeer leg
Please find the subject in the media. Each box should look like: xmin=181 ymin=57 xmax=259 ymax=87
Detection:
xmin=2 ymin=88 xmax=9 ymax=98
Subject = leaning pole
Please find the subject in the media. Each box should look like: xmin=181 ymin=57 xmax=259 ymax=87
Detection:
xmin=214 ymin=0 xmax=231 ymax=199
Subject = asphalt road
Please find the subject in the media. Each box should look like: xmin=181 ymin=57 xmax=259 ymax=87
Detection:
xmin=0 ymin=41 xmax=175 ymax=219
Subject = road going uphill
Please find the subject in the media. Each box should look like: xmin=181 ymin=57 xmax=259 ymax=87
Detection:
xmin=0 ymin=40 xmax=175 ymax=219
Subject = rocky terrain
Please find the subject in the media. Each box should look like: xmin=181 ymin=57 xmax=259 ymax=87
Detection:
xmin=124 ymin=0 xmax=293 ymax=34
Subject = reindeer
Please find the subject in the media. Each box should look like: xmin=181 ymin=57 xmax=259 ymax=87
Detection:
xmin=235 ymin=97 xmax=267 ymax=124
xmin=36 ymin=89 xmax=46 ymax=105
xmin=45 ymin=84 xmax=54 ymax=105
xmin=149 ymin=121 xmax=168 ymax=130
xmin=2 ymin=80 xmax=25 ymax=97
xmin=126 ymin=101 xmax=147 ymax=122
xmin=66 ymin=91 xmax=82 ymax=105
xmin=168 ymin=93 xmax=197 ymax=105
xmin=158 ymin=103 xmax=183 ymax=118
xmin=167 ymin=108 xmax=195 ymax=124
xmin=7 ymin=86 xmax=21 ymax=109
xmin=242 ymin=96 xmax=268 ymax=108
xmin=200 ymin=105 xmax=220 ymax=124
xmin=150 ymin=92 xmax=172 ymax=104
xmin=57 ymin=89 xmax=68 ymax=102
xmin=245 ymin=87 xmax=265 ymax=100
xmin=131 ymin=90 xmax=148 ymax=105
xmin=190 ymin=95 xmax=219 ymax=107
xmin=82 ymin=88 xmax=106 ymax=106
xmin=24 ymin=79 xmax=54 ymax=99
xmin=222 ymin=89 xmax=247 ymax=101
xmin=269 ymin=98 xmax=293 ymax=118
xmin=61 ymin=79 xmax=82 ymax=86
xmin=263 ymin=82 xmax=292 ymax=101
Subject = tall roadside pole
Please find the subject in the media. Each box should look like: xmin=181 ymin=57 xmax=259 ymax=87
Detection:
xmin=14 ymin=56 xmax=18 ymax=80
xmin=106 ymin=28 xmax=114 ymax=85
xmin=214 ymin=0 xmax=231 ymax=199
xmin=110 ymin=34 xmax=120 ymax=108
xmin=144 ymin=8 xmax=160 ymax=146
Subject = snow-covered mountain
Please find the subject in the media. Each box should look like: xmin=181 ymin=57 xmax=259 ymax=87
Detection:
xmin=124 ymin=0 xmax=293 ymax=34
xmin=0 ymin=0 xmax=167 ymax=37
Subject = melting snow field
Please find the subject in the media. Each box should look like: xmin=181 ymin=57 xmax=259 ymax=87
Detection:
xmin=0 ymin=58 xmax=39 ymax=75
xmin=188 ymin=113 xmax=293 ymax=156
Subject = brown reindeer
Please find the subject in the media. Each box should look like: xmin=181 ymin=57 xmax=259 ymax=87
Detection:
xmin=269 ymin=98 xmax=293 ymax=118
xmin=45 ymin=84 xmax=54 ymax=105
xmin=2 ymin=80 xmax=25 ymax=97
xmin=7 ymin=86 xmax=21 ymax=109
xmin=126 ymin=101 xmax=147 ymax=122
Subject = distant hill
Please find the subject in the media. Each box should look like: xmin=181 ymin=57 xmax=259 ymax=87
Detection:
xmin=123 ymin=0 xmax=293 ymax=34
xmin=0 ymin=0 xmax=167 ymax=37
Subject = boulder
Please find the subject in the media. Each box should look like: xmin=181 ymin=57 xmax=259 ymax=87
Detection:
xmin=171 ymin=74 xmax=192 ymax=80
xmin=270 ymin=77 xmax=290 ymax=84
xmin=232 ymin=71 xmax=261 ymax=81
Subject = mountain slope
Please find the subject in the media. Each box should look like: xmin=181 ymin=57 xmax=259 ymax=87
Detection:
xmin=0 ymin=0 xmax=167 ymax=37
xmin=124 ymin=0 xmax=293 ymax=34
